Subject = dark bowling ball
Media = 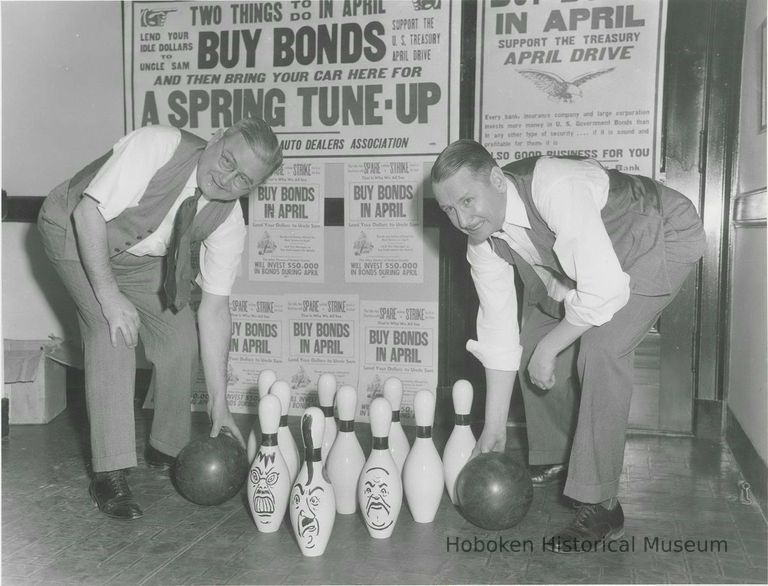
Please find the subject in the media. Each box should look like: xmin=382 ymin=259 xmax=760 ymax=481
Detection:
xmin=173 ymin=433 xmax=249 ymax=506
xmin=455 ymin=452 xmax=533 ymax=530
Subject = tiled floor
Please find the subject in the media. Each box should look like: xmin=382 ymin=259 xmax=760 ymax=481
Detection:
xmin=2 ymin=374 xmax=766 ymax=585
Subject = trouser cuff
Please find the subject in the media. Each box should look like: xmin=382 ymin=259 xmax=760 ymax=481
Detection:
xmin=92 ymin=450 xmax=137 ymax=473
xmin=528 ymin=448 xmax=570 ymax=466
xmin=564 ymin=477 xmax=620 ymax=504
xmin=150 ymin=435 xmax=186 ymax=458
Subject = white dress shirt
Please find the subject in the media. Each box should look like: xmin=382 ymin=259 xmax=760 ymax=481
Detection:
xmin=84 ymin=126 xmax=246 ymax=296
xmin=466 ymin=157 xmax=631 ymax=372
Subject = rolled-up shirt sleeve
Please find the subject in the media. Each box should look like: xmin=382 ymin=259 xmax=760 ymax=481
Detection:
xmin=465 ymin=240 xmax=523 ymax=371
xmin=196 ymin=201 xmax=246 ymax=296
xmin=532 ymin=158 xmax=630 ymax=327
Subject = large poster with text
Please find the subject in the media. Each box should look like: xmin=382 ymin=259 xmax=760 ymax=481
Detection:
xmin=123 ymin=0 xmax=459 ymax=153
xmin=476 ymin=0 xmax=665 ymax=176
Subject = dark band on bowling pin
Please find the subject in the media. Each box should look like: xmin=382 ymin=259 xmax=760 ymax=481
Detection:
xmin=321 ymin=406 xmax=334 ymax=417
xmin=304 ymin=447 xmax=322 ymax=462
xmin=280 ymin=415 xmax=288 ymax=427
xmin=455 ymin=414 xmax=470 ymax=426
xmin=338 ymin=419 xmax=354 ymax=432
xmin=392 ymin=410 xmax=400 ymax=422
xmin=260 ymin=432 xmax=278 ymax=447
xmin=372 ymin=436 xmax=389 ymax=450
xmin=416 ymin=425 xmax=432 ymax=438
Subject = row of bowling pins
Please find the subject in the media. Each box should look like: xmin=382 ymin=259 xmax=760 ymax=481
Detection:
xmin=247 ymin=371 xmax=476 ymax=557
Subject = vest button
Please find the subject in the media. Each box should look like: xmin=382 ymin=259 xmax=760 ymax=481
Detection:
xmin=113 ymin=248 xmax=120 ymax=252
xmin=125 ymin=241 xmax=132 ymax=246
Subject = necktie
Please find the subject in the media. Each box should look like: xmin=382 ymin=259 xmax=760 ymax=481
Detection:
xmin=488 ymin=236 xmax=564 ymax=319
xmin=164 ymin=188 xmax=203 ymax=311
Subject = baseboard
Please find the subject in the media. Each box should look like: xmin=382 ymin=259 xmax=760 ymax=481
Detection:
xmin=726 ymin=406 xmax=768 ymax=516
xmin=695 ymin=398 xmax=724 ymax=440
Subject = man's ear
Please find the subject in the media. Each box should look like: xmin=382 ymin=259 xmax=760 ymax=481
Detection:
xmin=489 ymin=166 xmax=506 ymax=193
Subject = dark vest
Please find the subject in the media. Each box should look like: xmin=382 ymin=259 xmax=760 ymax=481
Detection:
xmin=497 ymin=157 xmax=704 ymax=306
xmin=38 ymin=129 xmax=237 ymax=262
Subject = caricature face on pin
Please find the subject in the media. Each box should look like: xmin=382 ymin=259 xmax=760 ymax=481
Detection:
xmin=292 ymin=484 xmax=324 ymax=548
xmin=362 ymin=467 xmax=394 ymax=530
xmin=250 ymin=453 xmax=280 ymax=516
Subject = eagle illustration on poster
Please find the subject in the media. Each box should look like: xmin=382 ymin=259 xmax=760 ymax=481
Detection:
xmin=517 ymin=67 xmax=615 ymax=103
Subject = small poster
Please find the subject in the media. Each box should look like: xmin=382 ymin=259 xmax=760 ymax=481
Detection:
xmin=191 ymin=294 xmax=285 ymax=414
xmin=284 ymin=294 xmax=359 ymax=414
xmin=357 ymin=300 xmax=438 ymax=424
xmin=250 ymin=161 xmax=324 ymax=282
xmin=345 ymin=159 xmax=424 ymax=283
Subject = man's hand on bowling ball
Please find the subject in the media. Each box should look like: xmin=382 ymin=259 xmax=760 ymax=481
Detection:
xmin=208 ymin=395 xmax=245 ymax=448
xmin=528 ymin=346 xmax=556 ymax=390
xmin=472 ymin=427 xmax=506 ymax=458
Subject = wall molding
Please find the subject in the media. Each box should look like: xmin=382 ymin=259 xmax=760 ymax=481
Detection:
xmin=733 ymin=187 xmax=767 ymax=226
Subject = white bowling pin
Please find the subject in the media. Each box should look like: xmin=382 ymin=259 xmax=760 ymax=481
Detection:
xmin=247 ymin=369 xmax=278 ymax=462
xmin=382 ymin=377 xmax=410 ymax=473
xmin=326 ymin=385 xmax=365 ymax=514
xmin=248 ymin=394 xmax=290 ymax=533
xmin=290 ymin=407 xmax=336 ymax=557
xmin=403 ymin=390 xmax=444 ymax=523
xmin=358 ymin=397 xmax=402 ymax=539
xmin=269 ymin=380 xmax=301 ymax=484
xmin=317 ymin=373 xmax=338 ymax=461
xmin=443 ymin=379 xmax=477 ymax=504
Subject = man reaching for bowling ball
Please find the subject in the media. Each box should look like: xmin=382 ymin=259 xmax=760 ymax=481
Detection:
xmin=431 ymin=141 xmax=704 ymax=552
xmin=37 ymin=118 xmax=282 ymax=519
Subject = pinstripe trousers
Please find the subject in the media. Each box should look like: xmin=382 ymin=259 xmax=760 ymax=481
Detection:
xmin=39 ymin=220 xmax=199 ymax=472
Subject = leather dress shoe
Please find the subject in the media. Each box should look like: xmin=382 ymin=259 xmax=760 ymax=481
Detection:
xmin=529 ymin=464 xmax=568 ymax=486
xmin=145 ymin=444 xmax=176 ymax=470
xmin=89 ymin=470 xmax=143 ymax=520
xmin=544 ymin=501 xmax=625 ymax=553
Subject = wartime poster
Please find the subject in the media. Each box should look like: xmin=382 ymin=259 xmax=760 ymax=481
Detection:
xmin=476 ymin=0 xmax=665 ymax=176
xmin=345 ymin=159 xmax=424 ymax=283
xmin=250 ymin=160 xmax=324 ymax=282
xmin=191 ymin=294 xmax=285 ymax=413
xmin=284 ymin=293 xmax=359 ymax=415
xmin=123 ymin=0 xmax=458 ymax=153
xmin=357 ymin=300 xmax=438 ymax=424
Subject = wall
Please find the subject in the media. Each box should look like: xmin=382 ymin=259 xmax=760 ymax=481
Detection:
xmin=726 ymin=0 xmax=767 ymax=465
xmin=2 ymin=0 xmax=124 ymax=340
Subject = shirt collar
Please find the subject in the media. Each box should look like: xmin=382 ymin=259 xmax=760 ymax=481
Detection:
xmin=494 ymin=176 xmax=530 ymax=234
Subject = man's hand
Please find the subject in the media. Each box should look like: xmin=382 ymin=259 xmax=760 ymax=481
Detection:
xmin=207 ymin=393 xmax=245 ymax=448
xmin=472 ymin=426 xmax=506 ymax=457
xmin=528 ymin=345 xmax=556 ymax=390
xmin=100 ymin=292 xmax=141 ymax=348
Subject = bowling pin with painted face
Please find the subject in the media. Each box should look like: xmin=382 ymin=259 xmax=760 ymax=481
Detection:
xmin=269 ymin=380 xmax=300 ymax=483
xmin=403 ymin=390 xmax=444 ymax=523
xmin=317 ymin=373 xmax=338 ymax=461
xmin=290 ymin=407 xmax=335 ymax=557
xmin=326 ymin=385 xmax=365 ymax=514
xmin=443 ymin=379 xmax=477 ymax=504
xmin=247 ymin=369 xmax=278 ymax=463
xmin=248 ymin=394 xmax=290 ymax=533
xmin=358 ymin=397 xmax=402 ymax=539
xmin=382 ymin=377 xmax=410 ymax=473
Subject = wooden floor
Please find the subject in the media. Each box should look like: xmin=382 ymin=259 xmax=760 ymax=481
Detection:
xmin=2 ymin=371 xmax=766 ymax=585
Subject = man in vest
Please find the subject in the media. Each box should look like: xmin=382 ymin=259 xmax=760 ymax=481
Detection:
xmin=431 ymin=140 xmax=705 ymax=551
xmin=37 ymin=118 xmax=282 ymax=520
